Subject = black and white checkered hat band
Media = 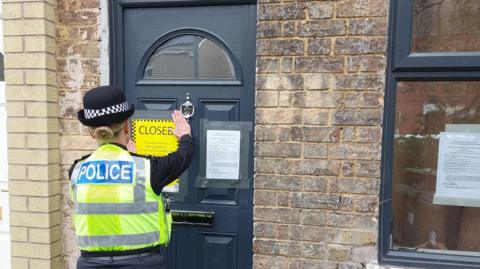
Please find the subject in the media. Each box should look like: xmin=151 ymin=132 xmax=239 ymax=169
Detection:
xmin=84 ymin=101 xmax=129 ymax=119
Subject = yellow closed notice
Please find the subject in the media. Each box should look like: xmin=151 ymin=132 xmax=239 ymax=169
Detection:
xmin=131 ymin=119 xmax=179 ymax=192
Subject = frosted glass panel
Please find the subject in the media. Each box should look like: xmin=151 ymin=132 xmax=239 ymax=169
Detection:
xmin=144 ymin=35 xmax=236 ymax=80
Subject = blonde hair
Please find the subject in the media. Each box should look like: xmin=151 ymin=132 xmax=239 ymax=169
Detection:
xmin=89 ymin=121 xmax=125 ymax=145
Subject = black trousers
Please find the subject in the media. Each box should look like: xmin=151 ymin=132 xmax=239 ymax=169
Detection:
xmin=77 ymin=251 xmax=166 ymax=269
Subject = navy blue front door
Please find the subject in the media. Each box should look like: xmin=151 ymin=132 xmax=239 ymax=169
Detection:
xmin=111 ymin=2 xmax=256 ymax=269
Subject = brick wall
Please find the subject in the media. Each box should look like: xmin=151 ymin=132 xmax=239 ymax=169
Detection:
xmin=253 ymin=0 xmax=390 ymax=268
xmin=56 ymin=0 xmax=100 ymax=268
xmin=3 ymin=0 xmax=62 ymax=268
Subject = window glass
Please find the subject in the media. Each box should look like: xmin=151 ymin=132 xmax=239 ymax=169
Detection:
xmin=412 ymin=0 xmax=480 ymax=53
xmin=143 ymin=35 xmax=236 ymax=80
xmin=392 ymin=81 xmax=480 ymax=252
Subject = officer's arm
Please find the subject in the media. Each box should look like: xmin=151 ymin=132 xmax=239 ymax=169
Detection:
xmin=68 ymin=162 xmax=77 ymax=179
xmin=149 ymin=134 xmax=194 ymax=195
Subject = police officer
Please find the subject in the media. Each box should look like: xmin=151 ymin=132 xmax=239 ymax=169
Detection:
xmin=69 ymin=86 xmax=193 ymax=269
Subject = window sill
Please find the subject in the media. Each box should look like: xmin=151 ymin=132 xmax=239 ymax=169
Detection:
xmin=380 ymin=249 xmax=480 ymax=269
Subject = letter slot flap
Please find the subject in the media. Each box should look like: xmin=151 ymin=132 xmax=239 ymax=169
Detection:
xmin=171 ymin=210 xmax=214 ymax=226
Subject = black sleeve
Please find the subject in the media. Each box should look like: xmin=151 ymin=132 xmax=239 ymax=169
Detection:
xmin=149 ymin=135 xmax=194 ymax=195
xmin=68 ymin=163 xmax=77 ymax=179
xmin=68 ymin=154 xmax=91 ymax=179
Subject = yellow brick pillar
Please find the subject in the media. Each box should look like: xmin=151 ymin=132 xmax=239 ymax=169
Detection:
xmin=3 ymin=0 xmax=62 ymax=268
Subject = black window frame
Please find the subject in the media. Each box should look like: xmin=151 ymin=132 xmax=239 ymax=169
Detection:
xmin=391 ymin=0 xmax=480 ymax=71
xmin=380 ymin=0 xmax=480 ymax=268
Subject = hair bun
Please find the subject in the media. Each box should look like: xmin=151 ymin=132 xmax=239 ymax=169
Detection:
xmin=94 ymin=126 xmax=115 ymax=144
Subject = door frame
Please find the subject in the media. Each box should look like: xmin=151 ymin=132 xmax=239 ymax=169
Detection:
xmin=108 ymin=1 xmax=258 ymax=267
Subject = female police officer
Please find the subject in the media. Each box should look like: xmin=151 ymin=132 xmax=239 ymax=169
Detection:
xmin=69 ymin=86 xmax=193 ymax=268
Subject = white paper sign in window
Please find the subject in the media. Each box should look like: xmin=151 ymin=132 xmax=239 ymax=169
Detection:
xmin=434 ymin=132 xmax=480 ymax=207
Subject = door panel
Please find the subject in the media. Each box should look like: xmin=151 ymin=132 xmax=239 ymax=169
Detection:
xmin=198 ymin=100 xmax=240 ymax=205
xmin=200 ymin=101 xmax=240 ymax=121
xmin=199 ymin=188 xmax=238 ymax=205
xmin=137 ymin=99 xmax=177 ymax=111
xmin=113 ymin=2 xmax=256 ymax=269
xmin=198 ymin=232 xmax=237 ymax=269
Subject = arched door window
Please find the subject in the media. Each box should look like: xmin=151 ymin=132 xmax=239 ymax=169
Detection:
xmin=142 ymin=34 xmax=236 ymax=80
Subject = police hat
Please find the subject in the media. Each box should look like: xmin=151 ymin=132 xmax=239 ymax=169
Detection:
xmin=77 ymin=86 xmax=135 ymax=127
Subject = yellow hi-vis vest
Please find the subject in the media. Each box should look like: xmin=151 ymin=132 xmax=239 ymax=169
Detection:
xmin=70 ymin=144 xmax=171 ymax=252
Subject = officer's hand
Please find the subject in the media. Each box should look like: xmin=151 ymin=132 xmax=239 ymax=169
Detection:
xmin=127 ymin=139 xmax=137 ymax=153
xmin=171 ymin=110 xmax=191 ymax=139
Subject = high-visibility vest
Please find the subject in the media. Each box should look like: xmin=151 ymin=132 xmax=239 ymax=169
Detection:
xmin=70 ymin=144 xmax=171 ymax=252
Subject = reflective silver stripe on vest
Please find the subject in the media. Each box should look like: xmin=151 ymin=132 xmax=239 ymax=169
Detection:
xmin=75 ymin=201 xmax=158 ymax=215
xmin=77 ymin=231 xmax=160 ymax=247
xmin=133 ymin=156 xmax=146 ymax=202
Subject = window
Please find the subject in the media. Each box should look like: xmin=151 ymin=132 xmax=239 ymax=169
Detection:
xmin=142 ymin=34 xmax=236 ymax=80
xmin=380 ymin=1 xmax=480 ymax=268
xmin=412 ymin=0 xmax=480 ymax=53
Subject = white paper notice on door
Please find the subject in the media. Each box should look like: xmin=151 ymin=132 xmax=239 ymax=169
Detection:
xmin=433 ymin=132 xmax=480 ymax=207
xmin=206 ymin=130 xmax=241 ymax=180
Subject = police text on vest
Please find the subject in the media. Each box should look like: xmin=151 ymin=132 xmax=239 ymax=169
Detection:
xmin=77 ymin=160 xmax=134 ymax=184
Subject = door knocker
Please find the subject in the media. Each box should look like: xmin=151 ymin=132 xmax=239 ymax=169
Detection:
xmin=180 ymin=92 xmax=195 ymax=120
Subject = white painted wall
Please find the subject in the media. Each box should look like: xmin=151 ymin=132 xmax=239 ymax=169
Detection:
xmin=0 ymin=1 xmax=11 ymax=268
